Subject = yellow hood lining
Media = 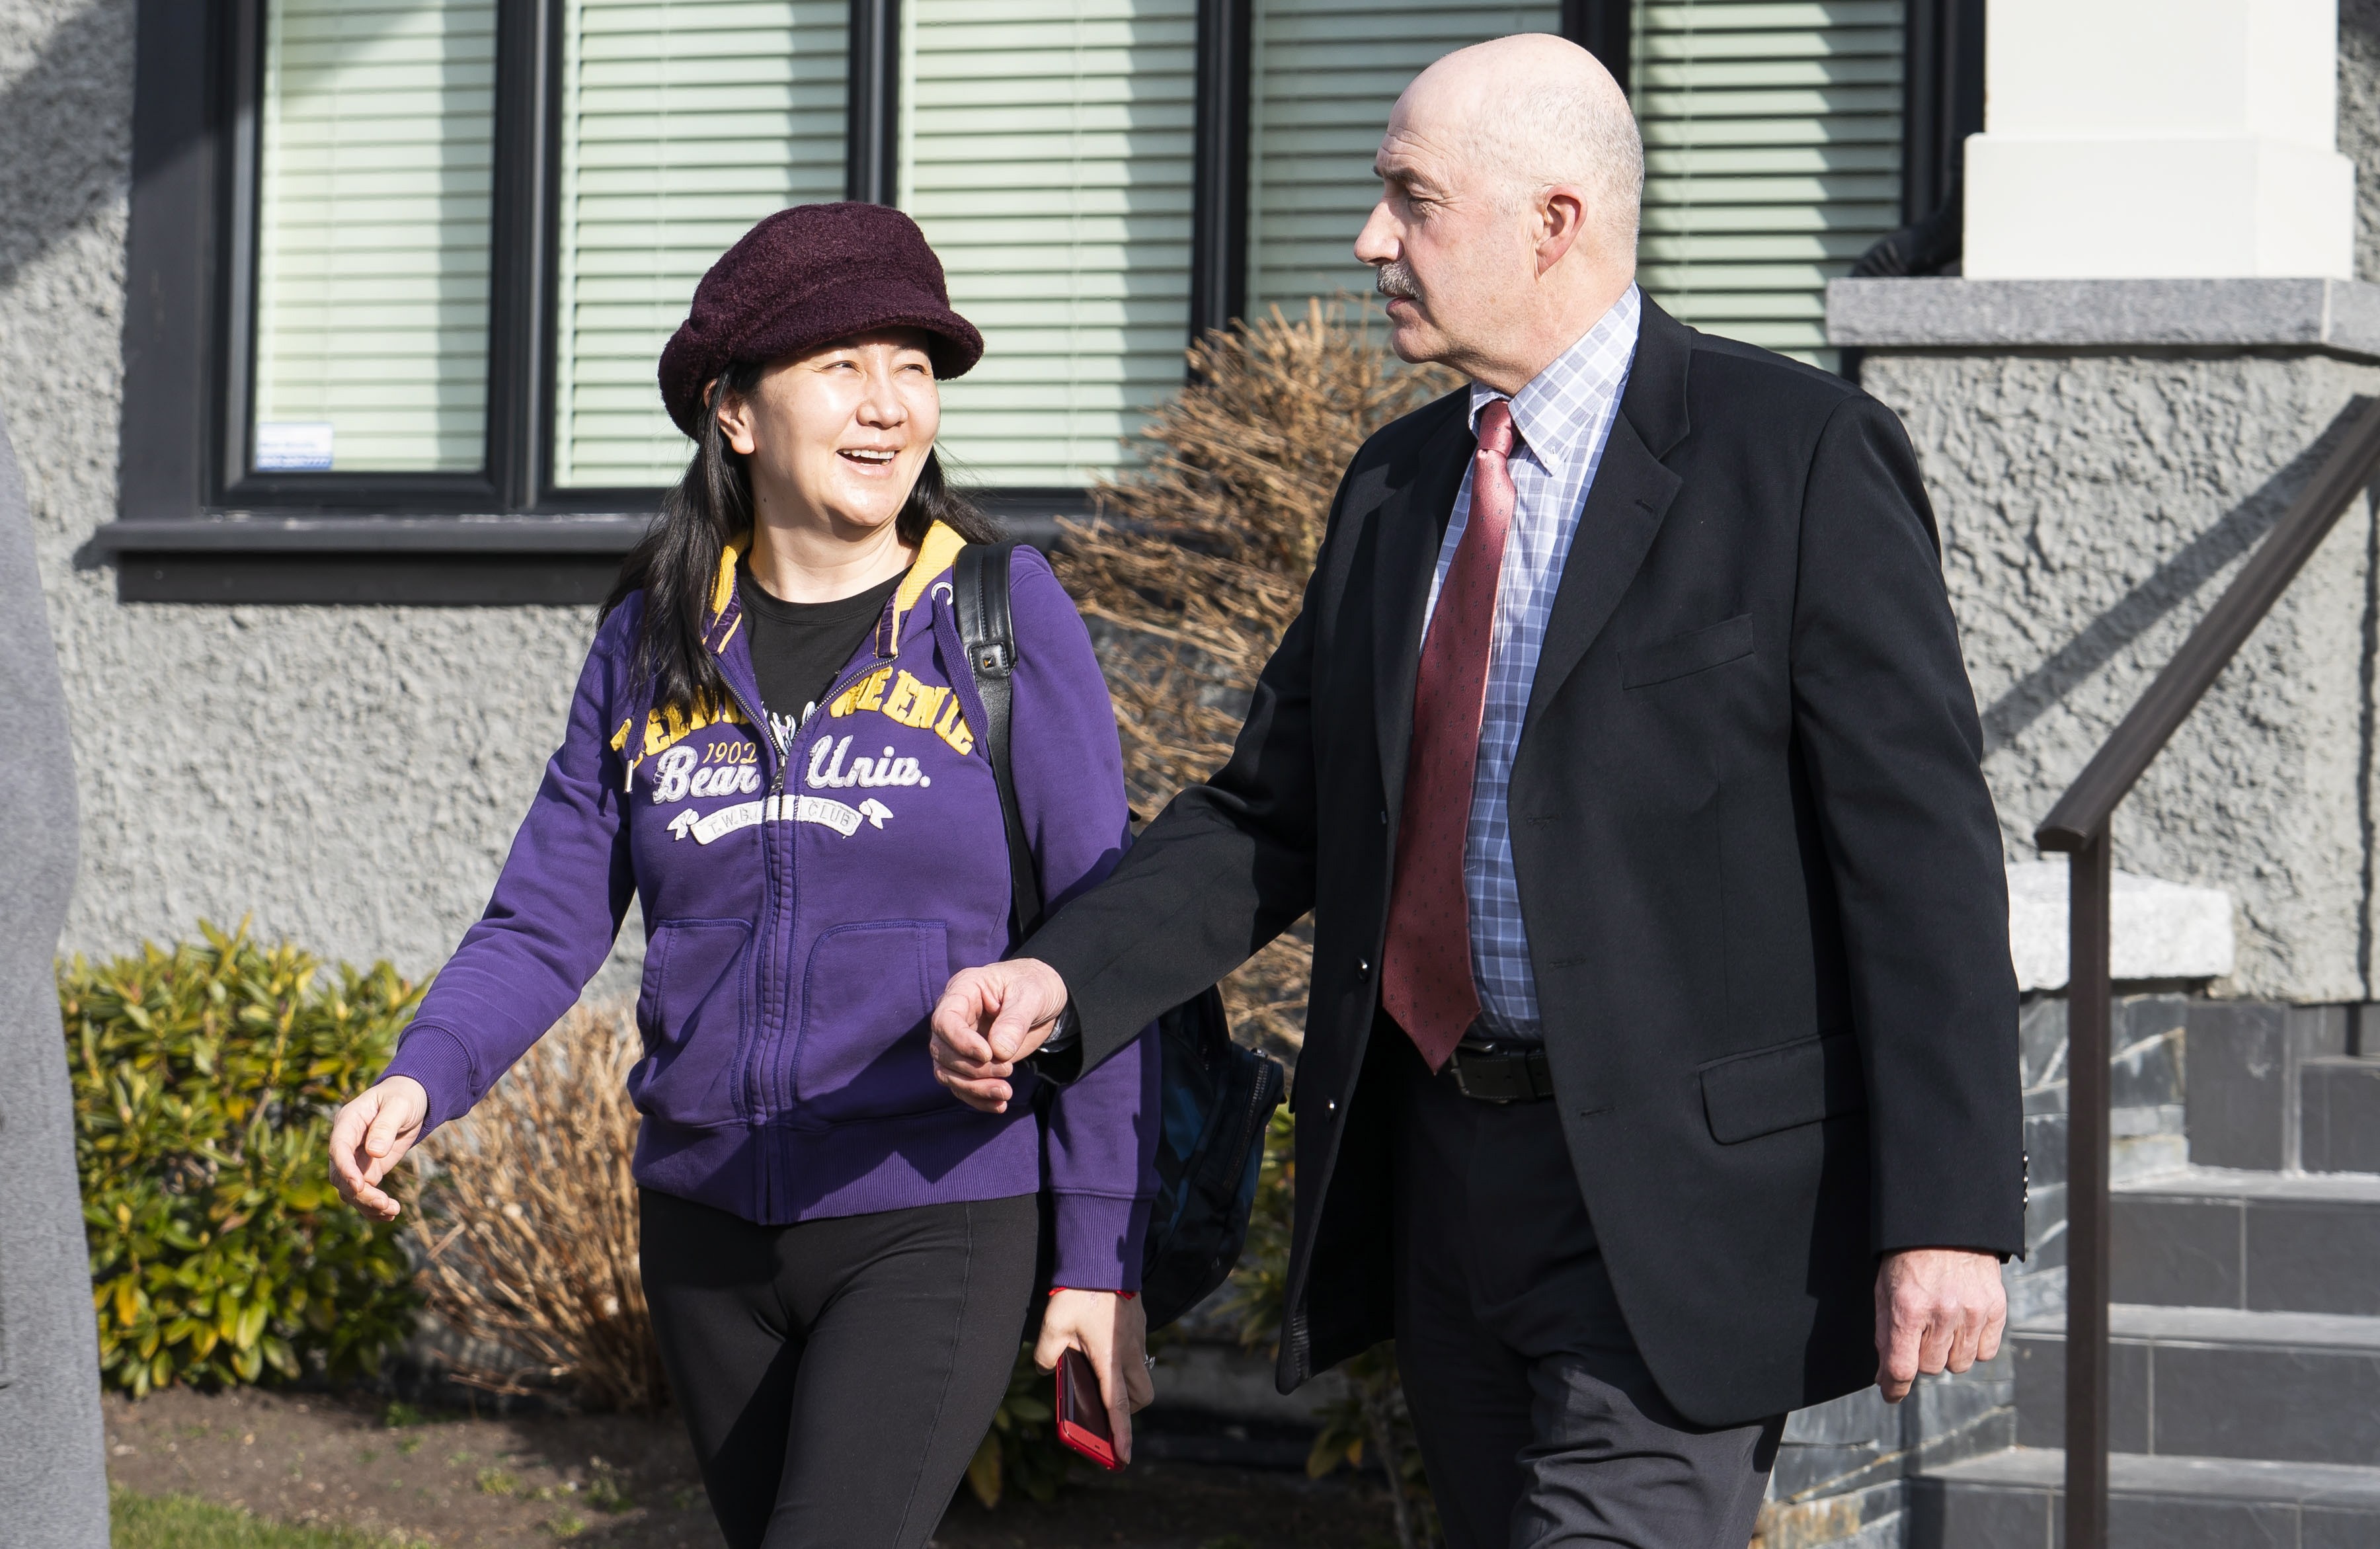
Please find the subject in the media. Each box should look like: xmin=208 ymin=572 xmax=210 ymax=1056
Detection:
xmin=709 ymin=522 xmax=967 ymax=654
xmin=888 ymin=522 xmax=970 ymax=654
xmin=709 ymin=532 xmax=748 ymax=622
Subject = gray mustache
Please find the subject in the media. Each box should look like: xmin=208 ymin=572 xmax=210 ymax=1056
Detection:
xmin=1374 ymin=261 xmax=1419 ymax=301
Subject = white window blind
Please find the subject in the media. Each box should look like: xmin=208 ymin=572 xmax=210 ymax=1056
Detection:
xmin=1632 ymin=1 xmax=1903 ymax=368
xmin=252 ymin=0 xmax=497 ymax=473
xmin=553 ymin=1 xmax=850 ymax=489
xmin=900 ymin=0 xmax=1197 ymax=488
xmin=1246 ymin=3 xmax=1557 ymax=319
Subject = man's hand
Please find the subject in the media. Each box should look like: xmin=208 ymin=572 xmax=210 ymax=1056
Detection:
xmin=1875 ymin=1247 xmax=2006 ymax=1402
xmin=328 ymin=1076 xmax=429 ymax=1221
xmin=1037 ymin=1289 xmax=1155 ymax=1464
xmin=929 ymin=958 xmax=1070 ymax=1113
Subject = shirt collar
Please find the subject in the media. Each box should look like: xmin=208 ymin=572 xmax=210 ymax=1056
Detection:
xmin=1467 ymin=284 xmax=1643 ymax=466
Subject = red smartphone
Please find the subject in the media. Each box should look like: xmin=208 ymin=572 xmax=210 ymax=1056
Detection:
xmin=1053 ymin=1347 xmax=1122 ymax=1470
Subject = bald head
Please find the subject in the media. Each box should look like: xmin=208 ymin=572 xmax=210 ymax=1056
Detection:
xmin=1354 ymin=33 xmax=1642 ymax=391
xmin=1400 ymin=34 xmax=1643 ymax=249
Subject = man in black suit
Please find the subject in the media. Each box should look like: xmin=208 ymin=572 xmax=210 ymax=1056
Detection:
xmin=932 ymin=32 xmax=2022 ymax=1547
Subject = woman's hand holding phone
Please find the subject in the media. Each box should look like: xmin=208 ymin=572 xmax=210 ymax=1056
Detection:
xmin=1036 ymin=1288 xmax=1155 ymax=1466
xmin=327 ymin=1076 xmax=429 ymax=1220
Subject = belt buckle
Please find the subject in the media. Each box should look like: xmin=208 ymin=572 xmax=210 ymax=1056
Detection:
xmin=1447 ymin=1040 xmax=1521 ymax=1104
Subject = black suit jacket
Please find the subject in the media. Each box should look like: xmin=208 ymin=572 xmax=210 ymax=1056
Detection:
xmin=1027 ymin=298 xmax=2024 ymax=1427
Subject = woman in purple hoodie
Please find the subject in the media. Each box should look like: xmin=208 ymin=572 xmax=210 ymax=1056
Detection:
xmin=327 ymin=204 xmax=1158 ymax=1549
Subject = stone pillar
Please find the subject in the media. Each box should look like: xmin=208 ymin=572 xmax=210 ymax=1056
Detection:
xmin=1829 ymin=278 xmax=2380 ymax=1003
xmin=1965 ymin=0 xmax=2358 ymax=278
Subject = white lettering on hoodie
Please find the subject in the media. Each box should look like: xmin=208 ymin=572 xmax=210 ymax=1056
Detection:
xmin=805 ymin=734 xmax=930 ymax=791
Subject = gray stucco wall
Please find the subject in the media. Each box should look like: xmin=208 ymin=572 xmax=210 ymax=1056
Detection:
xmin=1 ymin=0 xmax=639 ymax=992
xmin=1860 ymin=348 xmax=2380 ymax=1002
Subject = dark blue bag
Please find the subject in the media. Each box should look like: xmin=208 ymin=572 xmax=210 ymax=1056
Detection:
xmin=955 ymin=541 xmax=1285 ymax=1330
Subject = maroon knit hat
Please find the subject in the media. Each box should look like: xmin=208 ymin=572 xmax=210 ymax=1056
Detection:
xmin=656 ymin=202 xmax=985 ymax=439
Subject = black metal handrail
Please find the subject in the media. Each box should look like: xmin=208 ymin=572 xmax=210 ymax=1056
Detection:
xmin=2032 ymin=399 xmax=2380 ymax=1549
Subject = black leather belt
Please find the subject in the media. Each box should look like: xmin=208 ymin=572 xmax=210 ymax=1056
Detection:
xmin=1443 ymin=1037 xmax=1555 ymax=1103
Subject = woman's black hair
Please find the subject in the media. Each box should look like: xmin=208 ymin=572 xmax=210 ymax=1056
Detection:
xmin=600 ymin=356 xmax=1002 ymax=719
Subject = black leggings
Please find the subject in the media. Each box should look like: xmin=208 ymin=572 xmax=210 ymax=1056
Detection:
xmin=639 ymin=1188 xmax=1041 ymax=1549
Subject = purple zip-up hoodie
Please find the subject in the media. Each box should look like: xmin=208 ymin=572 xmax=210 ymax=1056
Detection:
xmin=383 ymin=522 xmax=1158 ymax=1290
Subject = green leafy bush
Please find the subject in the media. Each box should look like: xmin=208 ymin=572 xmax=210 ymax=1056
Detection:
xmin=64 ymin=921 xmax=425 ymax=1396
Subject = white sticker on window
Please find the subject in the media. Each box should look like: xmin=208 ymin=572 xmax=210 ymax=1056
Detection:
xmin=255 ymin=422 xmax=335 ymax=471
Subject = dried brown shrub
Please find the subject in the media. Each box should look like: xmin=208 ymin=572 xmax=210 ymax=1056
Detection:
xmin=1063 ymin=298 xmax=1456 ymax=1055
xmin=408 ymin=1005 xmax=666 ymax=1411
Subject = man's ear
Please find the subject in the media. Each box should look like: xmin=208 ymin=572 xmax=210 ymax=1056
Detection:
xmin=1535 ymin=186 xmax=1589 ymax=276
xmin=712 ymin=379 xmax=759 ymax=456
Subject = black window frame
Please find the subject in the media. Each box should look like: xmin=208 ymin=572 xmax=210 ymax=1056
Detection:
xmin=114 ymin=0 xmax=659 ymax=602
xmin=1901 ymin=0 xmax=1985 ymax=226
xmin=203 ymin=0 xmax=557 ymax=516
xmin=101 ymin=0 xmax=1636 ymax=602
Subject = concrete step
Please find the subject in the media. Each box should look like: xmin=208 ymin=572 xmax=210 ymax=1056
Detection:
xmin=2112 ymin=1166 xmax=2380 ymax=1314
xmin=2302 ymin=1056 xmax=2380 ymax=1173
xmin=1909 ymin=1446 xmax=2380 ymax=1548
xmin=2013 ymin=1304 xmax=2380 ymax=1466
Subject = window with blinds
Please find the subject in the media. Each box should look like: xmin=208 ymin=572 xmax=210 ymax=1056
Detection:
xmin=900 ymin=0 xmax=1197 ymax=488
xmin=1631 ymin=1 xmax=1903 ymax=369
xmin=552 ymin=1 xmax=850 ymax=489
xmin=1245 ymin=3 xmax=1558 ymax=319
xmin=251 ymin=0 xmax=497 ymax=474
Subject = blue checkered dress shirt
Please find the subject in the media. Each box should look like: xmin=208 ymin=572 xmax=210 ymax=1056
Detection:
xmin=1420 ymin=286 xmax=1642 ymax=1040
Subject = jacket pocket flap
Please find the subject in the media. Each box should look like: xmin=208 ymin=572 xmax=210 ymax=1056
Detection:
xmin=1622 ymin=613 xmax=1755 ymax=688
xmin=1700 ymin=1032 xmax=1864 ymax=1144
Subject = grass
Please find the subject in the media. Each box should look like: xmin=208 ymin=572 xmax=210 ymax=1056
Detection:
xmin=111 ymin=1486 xmax=417 ymax=1548
xmin=585 ymin=1467 xmax=632 ymax=1513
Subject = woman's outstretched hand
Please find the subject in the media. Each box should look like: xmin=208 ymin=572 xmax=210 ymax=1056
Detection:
xmin=328 ymin=1075 xmax=429 ymax=1221
xmin=1036 ymin=1289 xmax=1156 ymax=1464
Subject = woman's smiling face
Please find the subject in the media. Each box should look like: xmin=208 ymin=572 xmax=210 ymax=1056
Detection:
xmin=716 ymin=327 xmax=942 ymax=537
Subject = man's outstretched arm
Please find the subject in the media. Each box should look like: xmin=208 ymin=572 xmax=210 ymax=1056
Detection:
xmin=932 ymin=510 xmax=1343 ymax=1108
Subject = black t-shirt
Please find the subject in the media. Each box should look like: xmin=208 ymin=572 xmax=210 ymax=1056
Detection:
xmin=737 ymin=565 xmax=903 ymax=754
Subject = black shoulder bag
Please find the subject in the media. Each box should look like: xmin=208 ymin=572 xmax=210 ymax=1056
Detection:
xmin=952 ymin=540 xmax=1285 ymax=1331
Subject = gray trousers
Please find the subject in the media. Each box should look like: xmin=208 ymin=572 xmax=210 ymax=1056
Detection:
xmin=1390 ymin=1035 xmax=1783 ymax=1549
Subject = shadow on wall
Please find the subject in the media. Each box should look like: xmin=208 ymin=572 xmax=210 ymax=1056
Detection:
xmin=0 ymin=0 xmax=134 ymax=298
xmin=1977 ymin=395 xmax=2377 ymax=754
xmin=0 ymin=0 xmax=454 ymax=301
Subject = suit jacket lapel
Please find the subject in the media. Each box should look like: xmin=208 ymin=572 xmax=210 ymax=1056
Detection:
xmin=1522 ymin=298 xmax=1694 ymax=735
xmin=1372 ymin=400 xmax=1475 ymax=813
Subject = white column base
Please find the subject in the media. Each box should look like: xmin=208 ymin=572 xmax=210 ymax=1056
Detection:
xmin=1965 ymin=134 xmax=2357 ymax=280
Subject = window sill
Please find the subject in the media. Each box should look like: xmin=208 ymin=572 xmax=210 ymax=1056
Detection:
xmin=93 ymin=513 xmax=655 ymax=555
xmin=91 ymin=514 xmax=653 ymax=604
xmin=91 ymin=500 xmax=1081 ymax=605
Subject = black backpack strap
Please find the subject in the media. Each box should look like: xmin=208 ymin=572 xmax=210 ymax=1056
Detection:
xmin=953 ymin=541 xmax=1045 ymax=941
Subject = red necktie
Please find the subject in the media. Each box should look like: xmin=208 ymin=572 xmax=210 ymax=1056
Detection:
xmin=1382 ymin=399 xmax=1517 ymax=1070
